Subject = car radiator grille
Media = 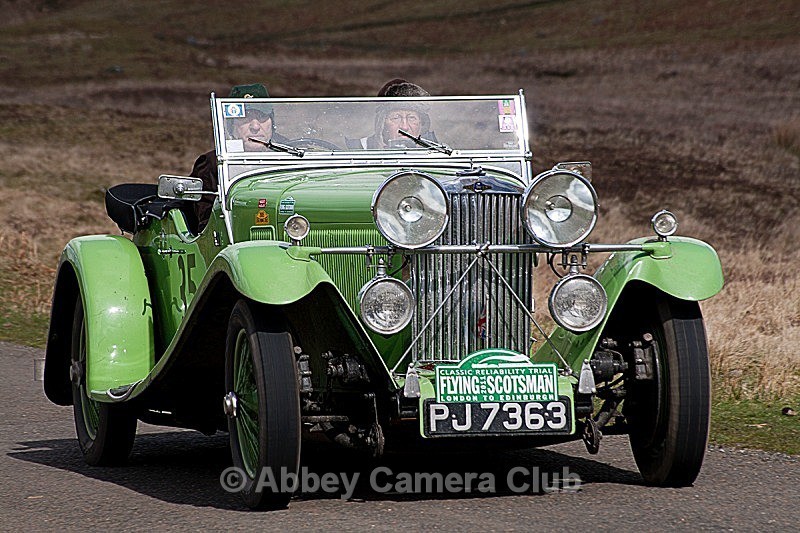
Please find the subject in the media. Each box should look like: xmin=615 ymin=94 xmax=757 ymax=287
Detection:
xmin=411 ymin=192 xmax=534 ymax=362
xmin=306 ymin=228 xmax=388 ymax=310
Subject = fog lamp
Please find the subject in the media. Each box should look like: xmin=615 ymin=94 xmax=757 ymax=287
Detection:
xmin=651 ymin=210 xmax=678 ymax=238
xmin=522 ymin=170 xmax=598 ymax=248
xmin=548 ymin=274 xmax=607 ymax=333
xmin=372 ymin=171 xmax=448 ymax=249
xmin=284 ymin=214 xmax=310 ymax=243
xmin=359 ymin=277 xmax=414 ymax=335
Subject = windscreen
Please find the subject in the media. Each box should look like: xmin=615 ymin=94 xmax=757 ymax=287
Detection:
xmin=214 ymin=96 xmax=527 ymax=158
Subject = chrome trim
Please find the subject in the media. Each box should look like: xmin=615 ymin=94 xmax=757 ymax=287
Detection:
xmin=370 ymin=171 xmax=450 ymax=249
xmin=390 ymin=249 xmax=572 ymax=374
xmin=317 ymin=242 xmax=647 ymax=255
xmin=224 ymin=161 xmax=529 ymax=194
xmin=359 ymin=276 xmax=415 ymax=335
xmin=391 ymin=253 xmax=483 ymax=373
xmin=481 ymin=254 xmax=572 ymax=372
xmin=408 ymin=188 xmax=535 ymax=363
xmin=210 ymin=93 xmax=236 ymax=245
xmin=105 ymin=383 xmax=137 ymax=401
xmin=213 ymin=95 xmax=530 ymax=167
xmin=223 ymin=391 xmax=239 ymax=418
xmin=651 ymin=209 xmax=678 ymax=238
xmin=521 ymin=169 xmax=598 ymax=248
xmin=548 ymin=274 xmax=608 ymax=333
xmin=284 ymin=214 xmax=310 ymax=242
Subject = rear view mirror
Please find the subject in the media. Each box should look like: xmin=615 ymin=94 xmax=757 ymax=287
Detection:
xmin=157 ymin=175 xmax=215 ymax=201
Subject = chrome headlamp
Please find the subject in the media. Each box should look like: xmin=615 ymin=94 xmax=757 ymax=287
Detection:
xmin=359 ymin=276 xmax=414 ymax=335
xmin=372 ymin=171 xmax=448 ymax=249
xmin=284 ymin=214 xmax=310 ymax=243
xmin=548 ymin=274 xmax=607 ymax=332
xmin=651 ymin=210 xmax=678 ymax=238
xmin=521 ymin=170 xmax=598 ymax=248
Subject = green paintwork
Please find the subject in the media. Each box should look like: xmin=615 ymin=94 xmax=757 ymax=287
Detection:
xmin=134 ymin=209 xmax=217 ymax=351
xmin=226 ymin=166 xmax=522 ymax=239
xmin=226 ymin=168 xmax=426 ymax=366
xmin=534 ymin=236 xmax=724 ymax=371
xmin=212 ymin=241 xmax=332 ymax=305
xmin=120 ymin=234 xmax=395 ymax=401
xmin=60 ymin=235 xmax=155 ymax=395
xmin=209 ymin=240 xmax=394 ymax=381
xmin=49 ymin=154 xmax=721 ymax=429
xmin=227 ymin=169 xmax=395 ymax=243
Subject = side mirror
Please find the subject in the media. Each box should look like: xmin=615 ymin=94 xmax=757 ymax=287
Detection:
xmin=157 ymin=175 xmax=215 ymax=201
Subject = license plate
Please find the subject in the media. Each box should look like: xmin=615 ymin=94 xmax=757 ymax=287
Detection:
xmin=423 ymin=398 xmax=572 ymax=437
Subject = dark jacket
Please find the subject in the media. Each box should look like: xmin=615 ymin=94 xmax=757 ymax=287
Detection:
xmin=188 ymin=133 xmax=300 ymax=231
xmin=189 ymin=149 xmax=217 ymax=230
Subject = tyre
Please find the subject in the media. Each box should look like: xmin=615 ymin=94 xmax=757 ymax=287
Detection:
xmin=626 ymin=297 xmax=710 ymax=487
xmin=225 ymin=299 xmax=301 ymax=510
xmin=71 ymin=298 xmax=137 ymax=466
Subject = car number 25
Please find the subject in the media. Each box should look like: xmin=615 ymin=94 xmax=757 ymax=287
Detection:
xmin=425 ymin=400 xmax=571 ymax=436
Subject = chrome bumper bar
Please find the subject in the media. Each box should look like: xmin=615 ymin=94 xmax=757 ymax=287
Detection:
xmin=316 ymin=242 xmax=649 ymax=255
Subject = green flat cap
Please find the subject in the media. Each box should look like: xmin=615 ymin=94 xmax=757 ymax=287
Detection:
xmin=229 ymin=83 xmax=270 ymax=98
xmin=227 ymin=83 xmax=273 ymax=117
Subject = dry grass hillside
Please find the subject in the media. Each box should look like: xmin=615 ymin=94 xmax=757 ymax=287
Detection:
xmin=0 ymin=0 xmax=798 ymax=399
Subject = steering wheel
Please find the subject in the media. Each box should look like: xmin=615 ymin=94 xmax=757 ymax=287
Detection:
xmin=288 ymin=138 xmax=342 ymax=151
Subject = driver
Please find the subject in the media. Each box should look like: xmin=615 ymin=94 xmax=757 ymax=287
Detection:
xmin=190 ymin=83 xmax=287 ymax=230
xmin=346 ymin=79 xmax=436 ymax=149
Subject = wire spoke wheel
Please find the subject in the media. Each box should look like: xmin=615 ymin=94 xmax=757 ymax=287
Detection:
xmin=234 ymin=329 xmax=260 ymax=478
xmin=225 ymin=299 xmax=301 ymax=510
xmin=76 ymin=319 xmax=101 ymax=440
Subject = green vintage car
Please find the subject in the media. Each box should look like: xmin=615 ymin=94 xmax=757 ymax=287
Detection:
xmin=43 ymin=92 xmax=723 ymax=509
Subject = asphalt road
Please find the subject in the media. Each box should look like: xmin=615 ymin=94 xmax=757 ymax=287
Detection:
xmin=2 ymin=341 xmax=798 ymax=531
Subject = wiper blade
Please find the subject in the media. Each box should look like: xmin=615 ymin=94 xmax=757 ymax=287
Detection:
xmin=397 ymin=129 xmax=453 ymax=155
xmin=248 ymin=137 xmax=305 ymax=157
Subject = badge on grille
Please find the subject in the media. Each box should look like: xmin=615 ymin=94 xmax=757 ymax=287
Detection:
xmin=476 ymin=304 xmax=487 ymax=339
xmin=464 ymin=181 xmax=492 ymax=193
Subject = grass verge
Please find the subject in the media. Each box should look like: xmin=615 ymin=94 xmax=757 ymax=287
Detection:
xmin=0 ymin=230 xmax=55 ymax=348
xmin=711 ymin=398 xmax=800 ymax=456
xmin=0 ymin=307 xmax=48 ymax=347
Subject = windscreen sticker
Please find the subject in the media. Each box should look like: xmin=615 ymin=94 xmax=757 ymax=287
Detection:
xmin=226 ymin=139 xmax=244 ymax=152
xmin=279 ymin=197 xmax=295 ymax=215
xmin=498 ymin=115 xmax=516 ymax=132
xmin=223 ymin=103 xmax=246 ymax=118
xmin=498 ymin=99 xmax=516 ymax=115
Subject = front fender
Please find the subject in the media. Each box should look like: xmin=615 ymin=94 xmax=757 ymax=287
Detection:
xmin=208 ymin=241 xmax=333 ymax=304
xmin=534 ymin=236 xmax=723 ymax=371
xmin=45 ymin=235 xmax=155 ymax=403
xmin=123 ymin=241 xmax=398 ymax=405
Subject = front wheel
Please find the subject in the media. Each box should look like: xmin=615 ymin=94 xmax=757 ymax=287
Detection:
xmin=225 ymin=300 xmax=301 ymax=510
xmin=625 ymin=298 xmax=710 ymax=487
xmin=71 ymin=298 xmax=137 ymax=466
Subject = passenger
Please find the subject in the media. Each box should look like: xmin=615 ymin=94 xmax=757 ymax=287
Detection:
xmin=190 ymin=83 xmax=285 ymax=230
xmin=346 ymin=79 xmax=436 ymax=149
